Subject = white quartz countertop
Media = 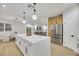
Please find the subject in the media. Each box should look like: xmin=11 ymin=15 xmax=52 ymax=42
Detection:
xmin=16 ymin=34 xmax=50 ymax=44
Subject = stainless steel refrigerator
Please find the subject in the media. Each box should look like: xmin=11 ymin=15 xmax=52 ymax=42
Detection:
xmin=51 ymin=24 xmax=63 ymax=44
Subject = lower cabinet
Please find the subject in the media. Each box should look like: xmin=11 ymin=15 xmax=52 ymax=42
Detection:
xmin=15 ymin=35 xmax=51 ymax=56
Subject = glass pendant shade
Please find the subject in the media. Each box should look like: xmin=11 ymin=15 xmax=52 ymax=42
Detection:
xmin=32 ymin=14 xmax=37 ymax=20
xmin=22 ymin=20 xmax=26 ymax=24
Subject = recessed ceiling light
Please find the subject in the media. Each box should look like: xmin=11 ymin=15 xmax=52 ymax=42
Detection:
xmin=2 ymin=5 xmax=6 ymax=8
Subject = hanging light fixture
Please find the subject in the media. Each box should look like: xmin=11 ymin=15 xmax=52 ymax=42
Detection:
xmin=22 ymin=11 xmax=26 ymax=24
xmin=32 ymin=3 xmax=37 ymax=20
xmin=22 ymin=20 xmax=26 ymax=24
xmin=32 ymin=9 xmax=37 ymax=20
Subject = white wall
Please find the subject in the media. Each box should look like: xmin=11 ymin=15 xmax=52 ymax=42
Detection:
xmin=63 ymin=4 xmax=79 ymax=52
xmin=12 ymin=21 xmax=26 ymax=34
xmin=0 ymin=19 xmax=26 ymax=41
xmin=0 ymin=17 xmax=48 ymax=37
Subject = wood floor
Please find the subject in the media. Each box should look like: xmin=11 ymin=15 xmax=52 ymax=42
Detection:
xmin=51 ymin=43 xmax=78 ymax=56
xmin=0 ymin=41 xmax=23 ymax=56
xmin=0 ymin=41 xmax=78 ymax=56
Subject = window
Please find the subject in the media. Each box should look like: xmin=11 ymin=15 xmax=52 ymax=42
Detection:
xmin=5 ymin=23 xmax=12 ymax=31
xmin=0 ymin=23 xmax=4 ymax=32
xmin=0 ymin=23 xmax=12 ymax=32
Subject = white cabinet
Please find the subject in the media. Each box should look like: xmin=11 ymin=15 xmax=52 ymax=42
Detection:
xmin=15 ymin=34 xmax=51 ymax=56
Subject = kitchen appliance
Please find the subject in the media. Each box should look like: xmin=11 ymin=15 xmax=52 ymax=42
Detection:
xmin=51 ymin=24 xmax=63 ymax=44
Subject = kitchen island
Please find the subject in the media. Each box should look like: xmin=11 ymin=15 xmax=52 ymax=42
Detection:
xmin=15 ymin=34 xmax=51 ymax=56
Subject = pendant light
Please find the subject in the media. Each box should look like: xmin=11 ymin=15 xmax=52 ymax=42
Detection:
xmin=22 ymin=11 xmax=26 ymax=24
xmin=32 ymin=3 xmax=37 ymax=20
xmin=22 ymin=20 xmax=26 ymax=24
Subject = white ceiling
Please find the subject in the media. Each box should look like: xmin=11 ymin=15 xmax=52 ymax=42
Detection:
xmin=0 ymin=3 xmax=76 ymax=25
